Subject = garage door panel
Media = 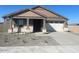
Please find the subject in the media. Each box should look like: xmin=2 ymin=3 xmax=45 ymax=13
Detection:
xmin=48 ymin=23 xmax=64 ymax=32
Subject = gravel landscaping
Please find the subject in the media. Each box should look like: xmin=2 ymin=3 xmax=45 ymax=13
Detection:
xmin=0 ymin=33 xmax=59 ymax=46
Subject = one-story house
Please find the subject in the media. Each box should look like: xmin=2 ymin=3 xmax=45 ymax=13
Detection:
xmin=3 ymin=6 xmax=68 ymax=33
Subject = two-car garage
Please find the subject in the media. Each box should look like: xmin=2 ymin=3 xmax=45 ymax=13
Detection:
xmin=46 ymin=20 xmax=68 ymax=32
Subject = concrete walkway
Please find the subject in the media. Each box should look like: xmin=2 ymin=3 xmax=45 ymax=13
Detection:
xmin=0 ymin=32 xmax=79 ymax=53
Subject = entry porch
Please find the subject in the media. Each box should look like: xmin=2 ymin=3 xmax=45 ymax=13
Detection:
xmin=8 ymin=17 xmax=47 ymax=33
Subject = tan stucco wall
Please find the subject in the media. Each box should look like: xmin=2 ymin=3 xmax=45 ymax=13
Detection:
xmin=8 ymin=24 xmax=47 ymax=33
xmin=8 ymin=25 xmax=33 ymax=33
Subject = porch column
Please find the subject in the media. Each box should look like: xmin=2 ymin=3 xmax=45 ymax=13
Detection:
xmin=42 ymin=18 xmax=47 ymax=33
xmin=8 ymin=18 xmax=13 ymax=33
xmin=26 ymin=18 xmax=30 ymax=32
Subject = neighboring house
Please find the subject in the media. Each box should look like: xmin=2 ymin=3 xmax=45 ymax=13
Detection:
xmin=3 ymin=6 xmax=68 ymax=33
xmin=68 ymin=24 xmax=79 ymax=33
xmin=0 ymin=23 xmax=3 ymax=32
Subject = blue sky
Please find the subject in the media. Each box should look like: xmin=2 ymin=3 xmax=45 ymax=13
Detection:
xmin=0 ymin=5 xmax=79 ymax=24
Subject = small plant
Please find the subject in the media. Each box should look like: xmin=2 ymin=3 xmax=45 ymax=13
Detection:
xmin=22 ymin=40 xmax=27 ymax=43
xmin=14 ymin=34 xmax=17 ymax=36
xmin=4 ymin=38 xmax=9 ymax=43
xmin=31 ymin=38 xmax=37 ymax=40
xmin=5 ymin=40 xmax=8 ymax=43
xmin=17 ymin=37 xmax=20 ymax=40
xmin=44 ymin=40 xmax=48 ymax=43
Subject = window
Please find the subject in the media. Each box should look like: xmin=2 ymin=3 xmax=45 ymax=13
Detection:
xmin=14 ymin=19 xmax=27 ymax=26
xmin=18 ymin=20 xmax=23 ymax=25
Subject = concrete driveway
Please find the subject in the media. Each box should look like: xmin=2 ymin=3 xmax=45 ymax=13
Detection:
xmin=49 ymin=32 xmax=79 ymax=45
xmin=0 ymin=32 xmax=79 ymax=53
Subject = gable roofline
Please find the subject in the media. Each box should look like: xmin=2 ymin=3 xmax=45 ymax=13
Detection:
xmin=2 ymin=8 xmax=30 ymax=18
xmin=3 ymin=8 xmax=46 ymax=18
xmin=32 ymin=6 xmax=68 ymax=20
xmin=3 ymin=6 xmax=68 ymax=20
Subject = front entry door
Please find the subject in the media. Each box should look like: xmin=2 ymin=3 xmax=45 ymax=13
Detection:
xmin=33 ymin=19 xmax=43 ymax=32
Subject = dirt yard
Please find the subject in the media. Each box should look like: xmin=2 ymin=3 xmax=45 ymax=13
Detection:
xmin=0 ymin=32 xmax=79 ymax=53
xmin=0 ymin=32 xmax=59 ymax=46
